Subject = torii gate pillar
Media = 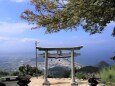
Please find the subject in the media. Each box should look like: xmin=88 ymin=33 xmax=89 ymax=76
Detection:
xmin=43 ymin=50 xmax=50 ymax=85
xmin=71 ymin=49 xmax=78 ymax=86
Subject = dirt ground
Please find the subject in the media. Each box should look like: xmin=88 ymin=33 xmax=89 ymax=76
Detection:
xmin=28 ymin=77 xmax=105 ymax=86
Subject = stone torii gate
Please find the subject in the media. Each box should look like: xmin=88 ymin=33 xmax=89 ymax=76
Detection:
xmin=36 ymin=46 xmax=83 ymax=86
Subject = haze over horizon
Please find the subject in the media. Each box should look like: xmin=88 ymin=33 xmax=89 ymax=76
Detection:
xmin=0 ymin=0 xmax=115 ymax=66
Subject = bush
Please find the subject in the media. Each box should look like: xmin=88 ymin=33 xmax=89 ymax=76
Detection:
xmin=77 ymin=66 xmax=99 ymax=73
xmin=76 ymin=72 xmax=86 ymax=79
xmin=100 ymin=65 xmax=115 ymax=84
xmin=0 ymin=70 xmax=9 ymax=77
xmin=18 ymin=64 xmax=42 ymax=76
xmin=48 ymin=66 xmax=71 ymax=78
xmin=63 ymin=70 xmax=71 ymax=78
xmin=11 ymin=71 xmax=20 ymax=76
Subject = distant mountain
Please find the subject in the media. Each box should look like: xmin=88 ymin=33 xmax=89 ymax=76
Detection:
xmin=111 ymin=56 xmax=115 ymax=60
xmin=48 ymin=66 xmax=70 ymax=78
xmin=95 ymin=61 xmax=110 ymax=69
xmin=77 ymin=66 xmax=99 ymax=73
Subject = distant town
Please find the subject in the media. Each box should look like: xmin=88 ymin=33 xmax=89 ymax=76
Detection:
xmin=0 ymin=55 xmax=83 ymax=72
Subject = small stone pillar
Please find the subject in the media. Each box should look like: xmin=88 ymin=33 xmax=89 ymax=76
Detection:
xmin=17 ymin=75 xmax=31 ymax=86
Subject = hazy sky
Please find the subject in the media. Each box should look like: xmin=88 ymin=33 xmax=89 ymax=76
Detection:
xmin=0 ymin=0 xmax=115 ymax=65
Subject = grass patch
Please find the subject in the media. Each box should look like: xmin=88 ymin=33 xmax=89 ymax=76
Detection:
xmin=99 ymin=65 xmax=115 ymax=85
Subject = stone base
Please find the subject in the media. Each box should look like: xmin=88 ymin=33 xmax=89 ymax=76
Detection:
xmin=43 ymin=80 xmax=50 ymax=86
xmin=71 ymin=82 xmax=78 ymax=86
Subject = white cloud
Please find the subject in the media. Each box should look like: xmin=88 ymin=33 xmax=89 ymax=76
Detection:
xmin=0 ymin=0 xmax=29 ymax=2
xmin=0 ymin=36 xmax=39 ymax=43
xmin=10 ymin=0 xmax=29 ymax=3
xmin=81 ymin=40 xmax=105 ymax=45
xmin=20 ymin=38 xmax=40 ymax=42
xmin=0 ymin=36 xmax=40 ymax=52
xmin=0 ymin=22 xmax=33 ymax=34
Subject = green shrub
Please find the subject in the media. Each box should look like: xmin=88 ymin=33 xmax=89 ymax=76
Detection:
xmin=76 ymin=72 xmax=86 ymax=79
xmin=18 ymin=64 xmax=42 ymax=76
xmin=48 ymin=66 xmax=71 ymax=78
xmin=63 ymin=70 xmax=71 ymax=78
xmin=11 ymin=71 xmax=20 ymax=76
xmin=77 ymin=66 xmax=99 ymax=73
xmin=100 ymin=65 xmax=115 ymax=84
xmin=0 ymin=70 xmax=9 ymax=77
